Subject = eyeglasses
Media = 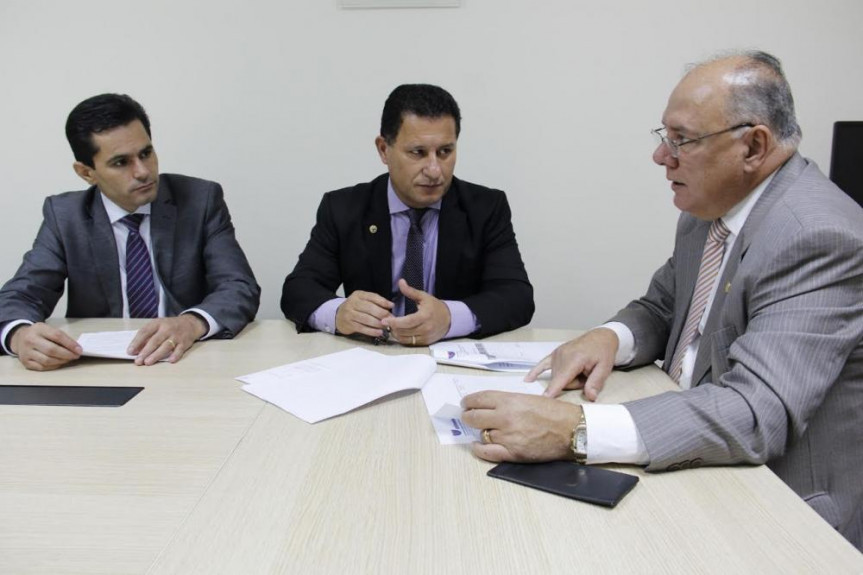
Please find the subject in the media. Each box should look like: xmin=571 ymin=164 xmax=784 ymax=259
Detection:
xmin=651 ymin=123 xmax=754 ymax=158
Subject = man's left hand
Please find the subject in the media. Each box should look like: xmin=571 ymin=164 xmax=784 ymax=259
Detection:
xmin=383 ymin=279 xmax=451 ymax=346
xmin=461 ymin=391 xmax=581 ymax=463
xmin=127 ymin=314 xmax=208 ymax=366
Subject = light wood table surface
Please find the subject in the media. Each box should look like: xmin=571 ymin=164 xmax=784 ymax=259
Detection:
xmin=1 ymin=319 xmax=860 ymax=574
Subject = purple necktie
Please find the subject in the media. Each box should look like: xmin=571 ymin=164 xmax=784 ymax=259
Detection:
xmin=401 ymin=208 xmax=428 ymax=315
xmin=120 ymin=214 xmax=158 ymax=319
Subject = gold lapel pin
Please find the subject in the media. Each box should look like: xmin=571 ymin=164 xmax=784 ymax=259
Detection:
xmin=724 ymin=282 xmax=732 ymax=293
xmin=369 ymin=224 xmax=378 ymax=234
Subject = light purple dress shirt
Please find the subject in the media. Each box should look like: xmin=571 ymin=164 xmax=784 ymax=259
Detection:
xmin=308 ymin=179 xmax=478 ymax=338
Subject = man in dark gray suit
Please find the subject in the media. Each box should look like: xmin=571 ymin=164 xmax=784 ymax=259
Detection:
xmin=0 ymin=94 xmax=260 ymax=370
xmin=461 ymin=51 xmax=863 ymax=549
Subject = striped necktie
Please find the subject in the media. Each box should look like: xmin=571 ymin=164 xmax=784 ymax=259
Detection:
xmin=401 ymin=208 xmax=428 ymax=315
xmin=120 ymin=214 xmax=158 ymax=319
xmin=668 ymin=219 xmax=731 ymax=383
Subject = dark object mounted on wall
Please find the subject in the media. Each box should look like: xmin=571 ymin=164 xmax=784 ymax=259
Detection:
xmin=830 ymin=121 xmax=863 ymax=208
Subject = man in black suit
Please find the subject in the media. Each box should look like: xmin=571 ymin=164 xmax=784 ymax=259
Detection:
xmin=281 ymin=84 xmax=533 ymax=345
xmin=0 ymin=94 xmax=260 ymax=370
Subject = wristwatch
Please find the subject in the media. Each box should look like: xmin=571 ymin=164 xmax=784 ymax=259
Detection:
xmin=570 ymin=410 xmax=587 ymax=464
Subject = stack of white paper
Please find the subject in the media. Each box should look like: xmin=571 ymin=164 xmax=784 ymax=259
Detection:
xmin=429 ymin=341 xmax=562 ymax=372
xmin=238 ymin=348 xmax=437 ymax=423
xmin=237 ymin=346 xmax=547 ymax=444
xmin=77 ymin=330 xmax=139 ymax=360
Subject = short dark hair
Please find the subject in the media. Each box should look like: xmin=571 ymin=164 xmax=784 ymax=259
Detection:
xmin=65 ymin=94 xmax=152 ymax=167
xmin=380 ymin=84 xmax=461 ymax=144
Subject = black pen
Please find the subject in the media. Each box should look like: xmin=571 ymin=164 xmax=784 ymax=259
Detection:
xmin=374 ymin=327 xmax=391 ymax=345
xmin=373 ymin=326 xmax=391 ymax=346
xmin=373 ymin=294 xmax=399 ymax=345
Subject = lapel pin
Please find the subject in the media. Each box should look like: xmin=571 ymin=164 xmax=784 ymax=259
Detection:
xmin=369 ymin=224 xmax=378 ymax=234
xmin=724 ymin=282 xmax=732 ymax=293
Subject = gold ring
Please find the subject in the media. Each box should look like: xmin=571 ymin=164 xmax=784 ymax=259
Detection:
xmin=482 ymin=429 xmax=492 ymax=444
xmin=411 ymin=335 xmax=416 ymax=346
xmin=165 ymin=338 xmax=176 ymax=349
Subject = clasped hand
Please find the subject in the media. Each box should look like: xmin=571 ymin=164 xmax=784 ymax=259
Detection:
xmin=335 ymin=279 xmax=450 ymax=346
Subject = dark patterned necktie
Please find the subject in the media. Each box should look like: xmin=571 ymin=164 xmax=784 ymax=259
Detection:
xmin=120 ymin=214 xmax=158 ymax=318
xmin=401 ymin=208 xmax=428 ymax=315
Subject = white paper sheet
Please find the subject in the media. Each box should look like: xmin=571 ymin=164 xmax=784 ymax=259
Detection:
xmin=238 ymin=347 xmax=438 ymax=423
xmin=429 ymin=341 xmax=562 ymax=372
xmin=420 ymin=374 xmax=545 ymax=444
xmin=77 ymin=330 xmax=139 ymax=360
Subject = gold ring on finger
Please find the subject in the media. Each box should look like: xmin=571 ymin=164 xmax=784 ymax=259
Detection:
xmin=411 ymin=335 xmax=416 ymax=346
xmin=482 ymin=429 xmax=492 ymax=444
xmin=165 ymin=338 xmax=176 ymax=349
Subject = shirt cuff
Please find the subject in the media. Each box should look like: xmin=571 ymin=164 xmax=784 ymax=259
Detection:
xmin=1 ymin=320 xmax=34 ymax=356
xmin=308 ymin=298 xmax=345 ymax=335
xmin=183 ymin=309 xmax=222 ymax=340
xmin=597 ymin=322 xmax=636 ymax=366
xmin=443 ymin=301 xmax=478 ymax=339
xmin=582 ymin=403 xmax=649 ymax=465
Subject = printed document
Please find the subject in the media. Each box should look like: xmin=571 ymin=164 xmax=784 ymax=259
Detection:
xmin=429 ymin=341 xmax=562 ymax=372
xmin=421 ymin=374 xmax=545 ymax=444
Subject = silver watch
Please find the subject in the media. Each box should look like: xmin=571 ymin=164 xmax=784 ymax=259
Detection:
xmin=571 ymin=411 xmax=587 ymax=464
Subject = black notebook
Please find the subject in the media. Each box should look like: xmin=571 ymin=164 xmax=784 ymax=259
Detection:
xmin=0 ymin=385 xmax=143 ymax=407
xmin=488 ymin=461 xmax=638 ymax=508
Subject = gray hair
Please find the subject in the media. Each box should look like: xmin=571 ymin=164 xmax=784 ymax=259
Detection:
xmin=690 ymin=50 xmax=802 ymax=149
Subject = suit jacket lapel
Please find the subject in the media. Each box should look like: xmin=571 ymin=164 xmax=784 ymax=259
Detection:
xmin=150 ymin=179 xmax=177 ymax=301
xmin=665 ymin=218 xmax=711 ymax=366
xmin=435 ymin=179 xmax=466 ymax=298
xmin=691 ymin=236 xmax=745 ymax=385
xmin=86 ymin=188 xmax=123 ymax=316
xmin=691 ymin=153 xmax=808 ymax=385
xmin=736 ymin=153 xmax=807 ymax=257
xmin=364 ymin=176 xmax=393 ymax=298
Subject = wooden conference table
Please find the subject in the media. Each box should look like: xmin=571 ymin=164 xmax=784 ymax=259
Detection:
xmin=1 ymin=319 xmax=860 ymax=574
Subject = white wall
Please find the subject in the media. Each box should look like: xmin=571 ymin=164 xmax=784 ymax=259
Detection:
xmin=1 ymin=0 xmax=861 ymax=328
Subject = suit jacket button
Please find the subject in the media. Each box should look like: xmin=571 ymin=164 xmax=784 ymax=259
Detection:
xmin=369 ymin=225 xmax=378 ymax=234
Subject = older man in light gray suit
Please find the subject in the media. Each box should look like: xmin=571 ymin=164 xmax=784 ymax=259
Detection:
xmin=461 ymin=51 xmax=863 ymax=550
xmin=0 ymin=94 xmax=260 ymax=370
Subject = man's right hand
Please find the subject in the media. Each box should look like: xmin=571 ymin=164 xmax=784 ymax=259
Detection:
xmin=525 ymin=327 xmax=619 ymax=399
xmin=9 ymin=322 xmax=82 ymax=371
xmin=335 ymin=291 xmax=394 ymax=338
